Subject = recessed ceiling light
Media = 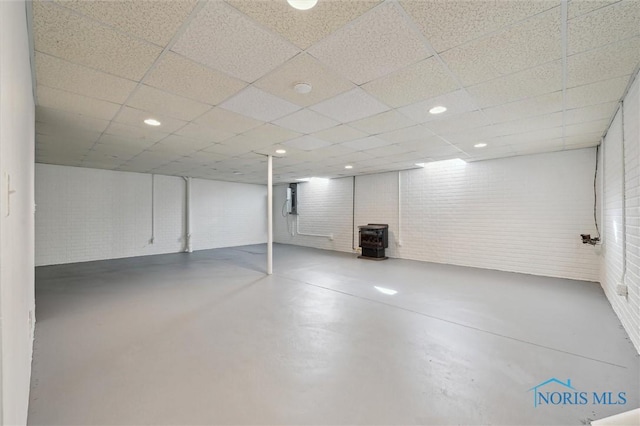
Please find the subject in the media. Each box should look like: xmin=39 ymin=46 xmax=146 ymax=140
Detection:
xmin=293 ymin=82 xmax=312 ymax=94
xmin=275 ymin=149 xmax=287 ymax=154
xmin=144 ymin=118 xmax=161 ymax=126
xmin=345 ymin=165 xmax=353 ymax=169
xmin=474 ymin=143 xmax=487 ymax=148
xmin=287 ymin=0 xmax=318 ymax=10
xmin=429 ymin=106 xmax=447 ymax=115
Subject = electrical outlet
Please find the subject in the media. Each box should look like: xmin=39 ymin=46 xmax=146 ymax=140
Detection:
xmin=616 ymin=284 xmax=628 ymax=297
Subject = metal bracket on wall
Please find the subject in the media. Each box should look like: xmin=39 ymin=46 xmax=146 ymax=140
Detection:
xmin=4 ymin=173 xmax=17 ymax=217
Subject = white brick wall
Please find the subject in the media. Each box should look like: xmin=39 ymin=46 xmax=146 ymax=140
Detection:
xmin=274 ymin=149 xmax=600 ymax=282
xmin=273 ymin=177 xmax=353 ymax=252
xmin=191 ymin=178 xmax=267 ymax=250
xmin=600 ymin=74 xmax=640 ymax=353
xmin=35 ymin=164 xmax=267 ymax=265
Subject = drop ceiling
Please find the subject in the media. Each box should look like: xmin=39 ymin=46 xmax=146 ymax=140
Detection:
xmin=32 ymin=0 xmax=640 ymax=184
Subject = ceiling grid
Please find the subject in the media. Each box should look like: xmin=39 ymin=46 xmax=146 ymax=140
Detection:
xmin=30 ymin=0 xmax=640 ymax=184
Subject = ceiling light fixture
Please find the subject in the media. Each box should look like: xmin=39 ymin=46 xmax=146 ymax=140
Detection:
xmin=474 ymin=143 xmax=487 ymax=148
xmin=345 ymin=165 xmax=353 ymax=169
xmin=287 ymin=0 xmax=318 ymax=10
xmin=144 ymin=118 xmax=161 ymax=126
xmin=275 ymin=149 xmax=287 ymax=154
xmin=429 ymin=106 xmax=447 ymax=115
xmin=293 ymin=82 xmax=312 ymax=94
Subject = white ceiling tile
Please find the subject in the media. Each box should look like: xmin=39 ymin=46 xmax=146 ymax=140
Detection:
xmin=175 ymin=123 xmax=235 ymax=143
xmin=36 ymin=106 xmax=110 ymax=134
xmin=568 ymin=0 xmax=620 ymax=19
xmin=307 ymin=2 xmax=431 ymax=85
xmin=341 ymin=136 xmax=391 ymax=151
xmin=361 ymin=57 xmax=459 ymax=108
xmin=127 ymin=85 xmax=211 ymax=122
xmin=283 ymin=136 xmax=333 ymax=151
xmin=113 ymin=106 xmax=187 ymax=134
xmin=349 ymin=110 xmax=417 ymax=134
xmin=219 ymin=86 xmax=300 ymax=122
xmin=144 ymin=52 xmax=247 ymax=105
xmin=240 ymin=124 xmax=301 ymax=145
xmin=377 ymin=124 xmax=434 ymax=144
xmin=564 ymin=132 xmax=603 ymax=146
xmin=565 ymin=76 xmax=630 ymax=109
xmin=171 ymin=1 xmax=299 ymax=83
xmin=56 ymin=0 xmax=198 ymax=46
xmin=564 ymin=101 xmax=618 ymax=125
xmin=308 ymin=143 xmax=359 ymax=159
xmin=35 ymin=53 xmax=136 ymax=104
xmin=400 ymin=0 xmax=558 ymax=53
xmin=395 ymin=134 xmax=454 ymax=153
xmin=488 ymin=113 xmax=564 ymax=138
xmin=466 ymin=61 xmax=562 ymax=108
xmin=310 ymin=88 xmax=390 ymax=123
xmin=253 ymin=53 xmax=355 ymax=107
xmin=148 ymin=135 xmax=212 ymax=155
xmin=99 ymin=133 xmax=159 ymax=150
xmin=564 ymin=118 xmax=610 ymax=136
xmin=92 ymin=142 xmax=146 ymax=160
xmin=103 ymin=122 xmax=168 ymax=147
xmin=361 ymin=144 xmax=413 ymax=158
xmin=441 ymin=8 xmax=561 ymax=86
xmin=33 ymin=1 xmax=162 ymax=80
xmin=203 ymin=142 xmax=255 ymax=157
xmin=182 ymin=151 xmax=229 ymax=165
xmin=195 ymin=107 xmax=262 ymax=134
xmin=37 ymin=86 xmax=120 ymax=121
xmin=226 ymin=0 xmax=380 ymax=50
xmin=424 ymin=111 xmax=491 ymax=135
xmin=568 ymin=1 xmax=640 ymax=54
xmin=310 ymin=125 xmax=368 ymax=143
xmin=398 ymin=90 xmax=478 ymax=123
xmin=273 ymin=109 xmax=339 ymax=134
xmin=482 ymin=92 xmax=563 ymax=124
xmin=567 ymin=36 xmax=640 ymax=88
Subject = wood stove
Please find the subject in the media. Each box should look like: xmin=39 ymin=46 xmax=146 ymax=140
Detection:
xmin=358 ymin=224 xmax=389 ymax=260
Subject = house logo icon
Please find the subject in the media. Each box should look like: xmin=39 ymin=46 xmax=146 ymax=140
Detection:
xmin=527 ymin=378 xmax=627 ymax=407
xmin=528 ymin=378 xmax=576 ymax=407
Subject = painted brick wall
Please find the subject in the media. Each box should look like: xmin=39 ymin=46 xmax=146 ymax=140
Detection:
xmin=355 ymin=172 xmax=400 ymax=258
xmin=601 ymin=74 xmax=640 ymax=352
xmin=191 ymin=178 xmax=267 ymax=251
xmin=399 ymin=151 xmax=599 ymax=281
xmin=35 ymin=164 xmax=267 ymax=265
xmin=274 ymin=149 xmax=600 ymax=282
xmin=273 ymin=177 xmax=353 ymax=252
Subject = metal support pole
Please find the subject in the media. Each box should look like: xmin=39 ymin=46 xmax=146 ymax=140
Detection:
xmin=267 ymin=155 xmax=273 ymax=275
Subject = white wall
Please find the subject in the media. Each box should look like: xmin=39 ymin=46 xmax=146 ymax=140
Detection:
xmin=0 ymin=1 xmax=36 ymax=424
xmin=192 ymin=178 xmax=268 ymax=251
xmin=600 ymin=74 xmax=640 ymax=353
xmin=35 ymin=164 xmax=267 ymax=266
xmin=274 ymin=149 xmax=600 ymax=282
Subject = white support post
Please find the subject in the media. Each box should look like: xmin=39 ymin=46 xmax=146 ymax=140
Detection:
xmin=184 ymin=177 xmax=192 ymax=253
xmin=267 ymin=155 xmax=273 ymax=275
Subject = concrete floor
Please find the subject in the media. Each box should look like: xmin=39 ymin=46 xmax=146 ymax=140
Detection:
xmin=29 ymin=244 xmax=638 ymax=425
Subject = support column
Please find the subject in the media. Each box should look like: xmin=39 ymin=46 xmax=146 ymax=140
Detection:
xmin=267 ymin=155 xmax=273 ymax=275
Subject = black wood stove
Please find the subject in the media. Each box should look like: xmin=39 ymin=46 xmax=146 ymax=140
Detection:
xmin=358 ymin=224 xmax=389 ymax=260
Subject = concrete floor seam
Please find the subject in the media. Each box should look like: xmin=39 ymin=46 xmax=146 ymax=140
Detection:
xmin=282 ymin=274 xmax=630 ymax=370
